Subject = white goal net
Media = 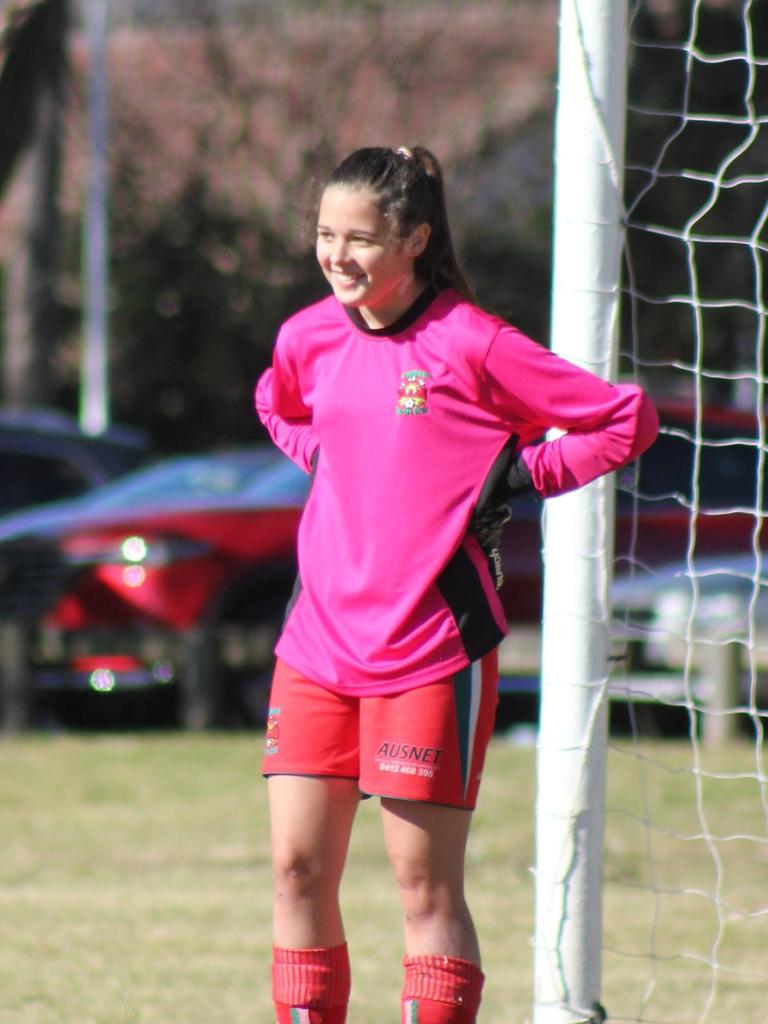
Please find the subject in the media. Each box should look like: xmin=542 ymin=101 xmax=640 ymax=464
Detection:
xmin=606 ymin=0 xmax=768 ymax=1020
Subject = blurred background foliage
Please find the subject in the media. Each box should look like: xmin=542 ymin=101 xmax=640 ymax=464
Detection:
xmin=0 ymin=0 xmax=767 ymax=451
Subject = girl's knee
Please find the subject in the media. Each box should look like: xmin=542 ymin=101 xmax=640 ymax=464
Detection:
xmin=392 ymin=861 xmax=459 ymax=920
xmin=272 ymin=846 xmax=328 ymax=901
xmin=389 ymin=849 xmax=428 ymax=892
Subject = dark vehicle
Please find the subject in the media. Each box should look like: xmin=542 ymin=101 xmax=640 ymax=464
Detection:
xmin=0 ymin=448 xmax=307 ymax=730
xmin=0 ymin=407 xmax=148 ymax=514
xmin=609 ymin=397 xmax=768 ymax=660
xmin=497 ymin=398 xmax=768 ymax=627
xmin=604 ymin=400 xmax=768 ymax=735
xmin=493 ymin=397 xmax=768 ymax=728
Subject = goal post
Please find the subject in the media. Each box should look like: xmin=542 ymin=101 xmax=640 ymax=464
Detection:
xmin=533 ymin=2 xmax=629 ymax=1022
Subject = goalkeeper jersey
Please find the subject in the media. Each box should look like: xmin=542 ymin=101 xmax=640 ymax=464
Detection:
xmin=255 ymin=287 xmax=658 ymax=697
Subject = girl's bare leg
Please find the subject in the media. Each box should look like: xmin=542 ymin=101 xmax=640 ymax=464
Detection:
xmin=268 ymin=774 xmax=360 ymax=948
xmin=380 ymin=797 xmax=479 ymax=963
xmin=381 ymin=798 xmax=485 ymax=1021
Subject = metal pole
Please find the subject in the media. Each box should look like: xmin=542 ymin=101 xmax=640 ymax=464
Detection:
xmin=700 ymin=640 xmax=742 ymax=747
xmin=532 ymin=2 xmax=628 ymax=1022
xmin=80 ymin=0 xmax=110 ymax=435
xmin=0 ymin=622 xmax=33 ymax=733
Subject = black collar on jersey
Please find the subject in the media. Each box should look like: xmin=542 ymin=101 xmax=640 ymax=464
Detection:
xmin=344 ymin=285 xmax=438 ymax=336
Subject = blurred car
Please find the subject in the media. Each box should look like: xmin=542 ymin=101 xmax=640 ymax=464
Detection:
xmin=611 ymin=550 xmax=768 ymax=700
xmin=497 ymin=397 xmax=768 ymax=626
xmin=0 ymin=448 xmax=308 ymax=729
xmin=0 ymin=408 xmax=150 ymax=695
xmin=0 ymin=407 xmax=148 ymax=515
xmin=606 ymin=398 xmax=768 ymax=722
xmin=494 ymin=397 xmax=768 ymax=729
xmin=2 ymin=396 xmax=763 ymax=731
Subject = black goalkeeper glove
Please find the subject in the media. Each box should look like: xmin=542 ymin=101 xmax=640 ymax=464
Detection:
xmin=470 ymin=500 xmax=512 ymax=590
xmin=469 ymin=434 xmax=536 ymax=591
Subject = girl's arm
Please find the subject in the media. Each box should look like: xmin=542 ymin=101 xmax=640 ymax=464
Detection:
xmin=517 ymin=382 xmax=659 ymax=498
xmin=254 ymin=367 xmax=318 ymax=475
xmin=484 ymin=328 xmax=659 ymax=499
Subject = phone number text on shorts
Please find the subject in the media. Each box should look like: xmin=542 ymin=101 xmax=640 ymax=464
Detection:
xmin=378 ymin=762 xmax=434 ymax=777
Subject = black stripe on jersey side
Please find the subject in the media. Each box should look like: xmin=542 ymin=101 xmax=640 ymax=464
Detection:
xmin=435 ymin=547 xmax=505 ymax=661
xmin=282 ymin=568 xmax=302 ymax=629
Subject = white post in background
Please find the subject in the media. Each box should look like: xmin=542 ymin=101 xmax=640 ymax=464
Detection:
xmin=81 ymin=0 xmax=110 ymax=435
xmin=533 ymin=2 xmax=628 ymax=1023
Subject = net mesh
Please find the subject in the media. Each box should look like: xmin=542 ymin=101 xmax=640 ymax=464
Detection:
xmin=606 ymin=1 xmax=768 ymax=1020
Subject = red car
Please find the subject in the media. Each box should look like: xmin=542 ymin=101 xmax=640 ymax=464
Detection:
xmin=0 ymin=448 xmax=307 ymax=729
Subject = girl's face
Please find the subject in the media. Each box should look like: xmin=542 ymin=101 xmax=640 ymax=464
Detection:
xmin=316 ymin=185 xmax=430 ymax=329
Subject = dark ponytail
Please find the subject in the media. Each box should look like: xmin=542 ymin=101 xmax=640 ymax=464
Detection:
xmin=324 ymin=146 xmax=476 ymax=302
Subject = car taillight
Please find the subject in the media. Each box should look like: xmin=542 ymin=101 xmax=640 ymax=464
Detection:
xmin=63 ymin=534 xmax=211 ymax=568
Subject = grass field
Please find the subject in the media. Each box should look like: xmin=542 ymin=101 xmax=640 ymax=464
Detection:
xmin=0 ymin=732 xmax=766 ymax=1023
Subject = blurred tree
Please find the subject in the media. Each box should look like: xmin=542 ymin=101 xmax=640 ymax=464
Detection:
xmin=0 ymin=1 xmax=559 ymax=450
xmin=0 ymin=0 xmax=69 ymax=407
xmin=53 ymin=0 xmax=557 ymax=451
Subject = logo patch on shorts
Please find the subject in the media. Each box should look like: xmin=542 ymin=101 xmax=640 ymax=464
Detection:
xmin=396 ymin=369 xmax=430 ymax=415
xmin=264 ymin=707 xmax=281 ymax=756
xmin=375 ymin=741 xmax=444 ymax=779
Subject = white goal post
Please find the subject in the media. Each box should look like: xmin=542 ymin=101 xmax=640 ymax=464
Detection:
xmin=533 ymin=2 xmax=768 ymax=1023
xmin=533 ymin=2 xmax=629 ymax=1022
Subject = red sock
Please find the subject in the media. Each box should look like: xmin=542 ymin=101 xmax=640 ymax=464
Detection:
xmin=401 ymin=955 xmax=485 ymax=1023
xmin=272 ymin=943 xmax=351 ymax=1024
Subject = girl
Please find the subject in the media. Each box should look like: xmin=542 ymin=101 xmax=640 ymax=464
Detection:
xmin=255 ymin=145 xmax=658 ymax=1024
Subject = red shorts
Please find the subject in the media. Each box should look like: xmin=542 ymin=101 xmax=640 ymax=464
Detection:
xmin=261 ymin=653 xmax=499 ymax=810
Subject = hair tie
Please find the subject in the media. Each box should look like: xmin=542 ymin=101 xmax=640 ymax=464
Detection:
xmin=396 ymin=146 xmax=413 ymax=160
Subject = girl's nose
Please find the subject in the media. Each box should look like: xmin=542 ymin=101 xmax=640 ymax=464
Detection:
xmin=329 ymin=238 xmax=352 ymax=265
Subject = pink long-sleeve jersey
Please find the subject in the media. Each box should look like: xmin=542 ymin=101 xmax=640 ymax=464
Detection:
xmin=255 ymin=288 xmax=659 ymax=696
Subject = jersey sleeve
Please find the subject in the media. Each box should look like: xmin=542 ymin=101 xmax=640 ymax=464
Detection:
xmin=483 ymin=326 xmax=659 ymax=498
xmin=254 ymin=366 xmax=318 ymax=474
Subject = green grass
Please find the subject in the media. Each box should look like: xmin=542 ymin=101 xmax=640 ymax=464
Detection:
xmin=0 ymin=734 xmax=766 ymax=1023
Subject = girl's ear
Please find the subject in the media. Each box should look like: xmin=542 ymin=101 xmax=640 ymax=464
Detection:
xmin=407 ymin=223 xmax=431 ymax=258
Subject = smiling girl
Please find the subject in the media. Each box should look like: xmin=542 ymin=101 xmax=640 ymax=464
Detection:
xmin=255 ymin=146 xmax=658 ymax=1024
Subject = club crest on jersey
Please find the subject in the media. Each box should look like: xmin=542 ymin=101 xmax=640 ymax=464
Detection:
xmin=396 ymin=369 xmax=430 ymax=415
